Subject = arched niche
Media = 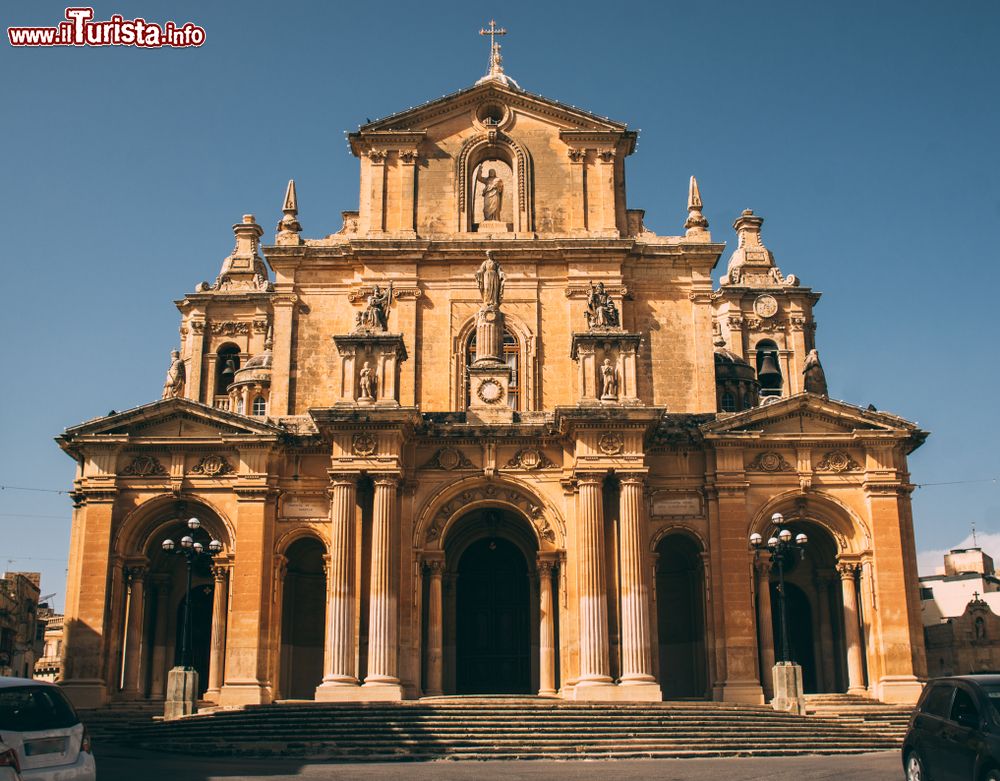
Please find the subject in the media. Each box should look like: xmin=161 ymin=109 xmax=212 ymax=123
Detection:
xmin=114 ymin=493 xmax=235 ymax=559
xmin=748 ymin=490 xmax=872 ymax=556
xmin=456 ymin=132 xmax=533 ymax=233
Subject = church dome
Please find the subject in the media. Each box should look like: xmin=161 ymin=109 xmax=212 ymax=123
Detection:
xmin=713 ymin=340 xmax=759 ymax=412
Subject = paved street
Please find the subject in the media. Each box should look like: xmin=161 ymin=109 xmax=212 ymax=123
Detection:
xmin=97 ymin=747 xmax=902 ymax=780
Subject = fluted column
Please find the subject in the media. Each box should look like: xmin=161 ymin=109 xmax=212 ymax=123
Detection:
xmin=149 ymin=575 xmax=171 ymax=699
xmin=364 ymin=475 xmax=402 ymax=696
xmin=576 ymin=473 xmax=612 ymax=687
xmin=204 ymin=565 xmax=229 ymax=700
xmin=755 ymin=557 xmax=776 ymax=699
xmin=618 ymin=475 xmax=656 ymax=687
xmin=316 ymin=475 xmax=359 ymax=695
xmin=839 ymin=563 xmax=866 ymax=695
xmin=271 ymin=555 xmax=289 ymax=700
xmin=425 ymin=559 xmax=444 ymax=696
xmin=538 ymin=559 xmax=557 ymax=696
xmin=121 ymin=565 xmax=147 ymax=699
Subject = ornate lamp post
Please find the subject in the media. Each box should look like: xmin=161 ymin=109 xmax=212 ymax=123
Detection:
xmin=160 ymin=517 xmax=222 ymax=719
xmin=750 ymin=512 xmax=808 ymax=714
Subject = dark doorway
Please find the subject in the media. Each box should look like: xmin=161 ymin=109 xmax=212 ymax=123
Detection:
xmin=655 ymin=534 xmax=707 ymax=698
xmin=456 ymin=537 xmax=531 ymax=694
xmin=279 ymin=537 xmax=327 ymax=699
xmin=773 ymin=581 xmax=817 ymax=692
xmin=174 ymin=583 xmax=213 ymax=696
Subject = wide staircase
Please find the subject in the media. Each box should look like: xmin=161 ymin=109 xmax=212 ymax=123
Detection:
xmin=84 ymin=697 xmax=912 ymax=761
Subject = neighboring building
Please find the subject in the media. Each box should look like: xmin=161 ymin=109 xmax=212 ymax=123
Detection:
xmin=55 ymin=36 xmax=929 ymax=710
xmin=921 ymin=546 xmax=1000 ymax=676
xmin=0 ymin=572 xmax=41 ymax=679
xmin=34 ymin=607 xmax=64 ymax=682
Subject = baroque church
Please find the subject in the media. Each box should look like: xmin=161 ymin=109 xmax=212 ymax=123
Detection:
xmin=56 ymin=32 xmax=929 ymax=710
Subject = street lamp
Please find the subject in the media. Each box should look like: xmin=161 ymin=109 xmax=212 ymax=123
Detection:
xmin=750 ymin=512 xmax=808 ymax=663
xmin=750 ymin=512 xmax=808 ymax=714
xmin=160 ymin=517 xmax=222 ymax=718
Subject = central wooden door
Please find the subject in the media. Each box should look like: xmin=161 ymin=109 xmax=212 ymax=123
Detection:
xmin=456 ymin=538 xmax=531 ymax=694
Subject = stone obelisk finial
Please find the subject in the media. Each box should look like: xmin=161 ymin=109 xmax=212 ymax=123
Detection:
xmin=276 ymin=179 xmax=302 ymax=239
xmin=684 ymin=176 xmax=709 ymax=238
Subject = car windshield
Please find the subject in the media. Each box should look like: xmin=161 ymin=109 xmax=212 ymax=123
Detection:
xmin=979 ymin=684 xmax=1000 ymax=721
xmin=0 ymin=686 xmax=80 ymax=731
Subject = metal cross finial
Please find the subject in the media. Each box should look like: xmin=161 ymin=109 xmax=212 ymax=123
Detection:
xmin=975 ymin=590 xmax=981 ymax=601
xmin=479 ymin=19 xmax=507 ymax=76
xmin=973 ymin=521 xmax=978 ymax=547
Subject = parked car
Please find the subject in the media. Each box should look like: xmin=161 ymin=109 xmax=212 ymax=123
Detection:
xmin=903 ymin=674 xmax=1000 ymax=781
xmin=0 ymin=678 xmax=95 ymax=781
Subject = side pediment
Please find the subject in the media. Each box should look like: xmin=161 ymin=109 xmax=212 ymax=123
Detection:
xmin=701 ymin=393 xmax=927 ymax=448
xmin=60 ymin=398 xmax=283 ymax=442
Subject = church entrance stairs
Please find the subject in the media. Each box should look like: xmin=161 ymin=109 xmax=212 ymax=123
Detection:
xmin=83 ymin=699 xmax=908 ymax=761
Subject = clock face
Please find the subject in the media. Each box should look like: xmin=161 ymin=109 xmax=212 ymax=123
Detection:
xmin=476 ymin=378 xmax=504 ymax=404
xmin=754 ymin=294 xmax=779 ymax=319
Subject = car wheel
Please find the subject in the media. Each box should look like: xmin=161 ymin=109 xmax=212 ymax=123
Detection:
xmin=905 ymin=751 xmax=926 ymax=781
xmin=983 ymin=769 xmax=1000 ymax=781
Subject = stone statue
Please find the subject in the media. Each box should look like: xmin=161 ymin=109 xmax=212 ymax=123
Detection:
xmin=162 ymin=349 xmax=185 ymax=399
xmin=355 ymin=282 xmax=392 ymax=333
xmin=585 ymin=281 xmax=620 ymax=330
xmin=476 ymin=167 xmax=504 ymax=222
xmin=803 ymin=349 xmax=828 ymax=396
xmin=600 ymin=358 xmax=619 ymax=399
xmin=475 ymin=251 xmax=505 ymax=308
xmin=359 ymin=361 xmax=376 ymax=400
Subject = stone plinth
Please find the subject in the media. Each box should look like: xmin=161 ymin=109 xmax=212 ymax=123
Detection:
xmin=571 ymin=331 xmax=642 ymax=405
xmin=476 ymin=220 xmax=509 ymax=234
xmin=570 ymin=682 xmax=662 ymax=702
xmin=332 ymin=333 xmax=407 ymax=407
xmin=467 ymin=362 xmax=513 ymax=424
xmin=770 ymin=661 xmax=806 ymax=715
xmin=164 ymin=667 xmax=198 ymax=720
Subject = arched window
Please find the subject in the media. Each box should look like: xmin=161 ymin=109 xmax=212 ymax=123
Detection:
xmin=216 ymin=343 xmax=241 ymax=394
xmin=721 ymin=391 xmax=737 ymax=412
xmin=252 ymin=396 xmax=266 ymax=417
xmin=466 ymin=329 xmax=520 ymax=410
xmin=235 ymin=397 xmax=244 ymax=415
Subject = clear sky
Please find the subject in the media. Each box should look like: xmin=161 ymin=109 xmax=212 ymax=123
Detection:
xmin=1 ymin=0 xmax=998 ymax=610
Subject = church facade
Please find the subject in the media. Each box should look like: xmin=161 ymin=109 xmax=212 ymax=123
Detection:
xmin=56 ymin=42 xmax=929 ymax=710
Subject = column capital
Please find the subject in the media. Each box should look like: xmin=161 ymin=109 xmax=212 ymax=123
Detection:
xmin=837 ymin=561 xmax=859 ymax=579
xmin=575 ymin=470 xmax=607 ymax=485
xmin=211 ymin=564 xmax=229 ymax=582
xmin=126 ymin=562 xmax=148 ymax=583
xmin=423 ymin=559 xmax=445 ymax=576
xmin=754 ymin=554 xmax=773 ymax=576
xmin=617 ymin=471 xmax=647 ymax=486
xmin=327 ymin=472 xmax=359 ymax=490
xmin=372 ymin=473 xmax=401 ymax=488
xmin=536 ymin=559 xmax=557 ymax=577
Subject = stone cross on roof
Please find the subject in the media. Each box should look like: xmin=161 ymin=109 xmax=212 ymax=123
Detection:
xmin=480 ymin=20 xmax=507 ymax=76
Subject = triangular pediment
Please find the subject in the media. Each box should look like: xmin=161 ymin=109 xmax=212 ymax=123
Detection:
xmin=701 ymin=393 xmax=926 ymax=443
xmin=356 ymin=81 xmax=630 ymax=136
xmin=60 ymin=397 xmax=283 ymax=441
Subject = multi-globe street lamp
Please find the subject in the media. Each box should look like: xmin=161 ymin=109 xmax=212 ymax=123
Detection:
xmin=160 ymin=516 xmax=222 ymax=717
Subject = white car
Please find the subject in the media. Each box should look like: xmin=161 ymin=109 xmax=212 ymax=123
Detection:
xmin=0 ymin=678 xmax=95 ymax=781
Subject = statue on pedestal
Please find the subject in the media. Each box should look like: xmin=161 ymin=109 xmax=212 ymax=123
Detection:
xmin=477 ymin=168 xmax=504 ymax=222
xmin=359 ymin=362 xmax=376 ymax=401
xmin=475 ymin=251 xmax=505 ymax=308
xmin=803 ymin=349 xmax=828 ymax=396
xmin=585 ymin=282 xmax=620 ymax=330
xmin=162 ymin=349 xmax=185 ymax=399
xmin=600 ymin=358 xmax=619 ymax=400
xmin=355 ymin=282 xmax=393 ymax=333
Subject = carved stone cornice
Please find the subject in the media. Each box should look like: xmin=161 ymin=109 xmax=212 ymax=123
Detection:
xmin=232 ymin=484 xmax=277 ymax=502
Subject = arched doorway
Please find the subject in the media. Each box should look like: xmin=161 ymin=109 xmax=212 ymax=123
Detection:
xmin=444 ymin=509 xmax=538 ymax=695
xmin=766 ymin=521 xmax=847 ymax=694
xmin=173 ymin=581 xmax=213 ymax=696
xmin=279 ymin=537 xmax=327 ymax=699
xmin=655 ymin=534 xmax=707 ymax=698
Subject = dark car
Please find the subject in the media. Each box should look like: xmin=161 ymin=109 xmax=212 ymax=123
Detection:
xmin=903 ymin=675 xmax=1000 ymax=780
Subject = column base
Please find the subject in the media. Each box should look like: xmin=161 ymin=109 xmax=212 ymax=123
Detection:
xmin=202 ymin=688 xmax=221 ymax=704
xmin=164 ymin=668 xmax=199 ymax=720
xmin=770 ymin=662 xmax=806 ymax=715
xmin=316 ymin=681 xmax=403 ymax=702
xmin=718 ymin=679 xmax=765 ymax=705
xmin=875 ymin=675 xmax=923 ymax=704
xmin=218 ymin=679 xmax=273 ymax=707
xmin=847 ymin=685 xmax=868 ymax=697
xmin=58 ymin=680 xmax=108 ymax=710
xmin=571 ymin=682 xmax=662 ymax=702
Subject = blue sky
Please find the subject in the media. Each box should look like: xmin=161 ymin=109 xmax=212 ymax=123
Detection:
xmin=1 ymin=1 xmax=998 ymax=609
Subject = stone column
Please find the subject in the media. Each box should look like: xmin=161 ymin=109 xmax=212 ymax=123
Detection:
xmin=839 ymin=563 xmax=866 ymax=695
xmin=271 ymin=555 xmax=289 ymax=700
xmin=425 ymin=559 xmax=444 ymax=696
xmin=363 ymin=475 xmax=404 ymax=699
xmin=538 ymin=559 xmax=557 ymax=697
xmin=316 ymin=475 xmax=359 ymax=698
xmin=121 ymin=565 xmax=147 ymax=699
xmin=149 ymin=575 xmax=171 ymax=700
xmin=204 ymin=565 xmax=229 ymax=701
xmin=617 ymin=475 xmax=657 ymax=694
xmin=815 ymin=573 xmax=836 ymax=692
xmin=574 ymin=473 xmax=613 ymax=693
xmin=474 ymin=307 xmax=503 ymax=364
xmin=755 ymin=557 xmax=776 ymax=699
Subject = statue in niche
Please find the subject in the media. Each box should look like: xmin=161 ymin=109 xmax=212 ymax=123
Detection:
xmin=600 ymin=358 xmax=619 ymax=399
xmin=802 ymin=348 xmax=828 ymax=396
xmin=161 ymin=349 xmax=185 ymax=399
xmin=475 ymin=251 xmax=505 ymax=308
xmin=355 ymin=282 xmax=393 ymax=333
xmin=477 ymin=167 xmax=504 ymax=222
xmin=359 ymin=362 xmax=376 ymax=401
xmin=585 ymin=281 xmax=620 ymax=330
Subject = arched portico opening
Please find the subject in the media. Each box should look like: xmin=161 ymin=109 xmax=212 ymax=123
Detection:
xmin=654 ymin=533 xmax=708 ymax=699
xmin=278 ymin=536 xmax=327 ymax=700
